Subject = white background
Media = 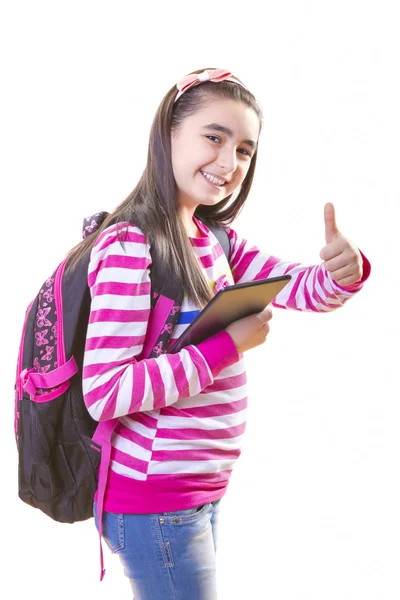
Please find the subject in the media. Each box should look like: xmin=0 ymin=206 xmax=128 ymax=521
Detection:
xmin=1 ymin=1 xmax=399 ymax=598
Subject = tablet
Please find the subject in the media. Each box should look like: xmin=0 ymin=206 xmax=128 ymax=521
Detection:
xmin=169 ymin=274 xmax=291 ymax=353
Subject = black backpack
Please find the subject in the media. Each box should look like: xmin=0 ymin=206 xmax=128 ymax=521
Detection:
xmin=15 ymin=212 xmax=230 ymax=527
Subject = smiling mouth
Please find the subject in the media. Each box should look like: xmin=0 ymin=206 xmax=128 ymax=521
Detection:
xmin=200 ymin=171 xmax=227 ymax=187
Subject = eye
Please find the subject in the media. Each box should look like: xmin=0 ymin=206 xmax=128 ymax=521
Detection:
xmin=237 ymin=148 xmax=251 ymax=157
xmin=206 ymin=135 xmax=221 ymax=143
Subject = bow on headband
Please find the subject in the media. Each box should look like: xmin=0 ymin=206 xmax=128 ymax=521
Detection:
xmin=174 ymin=68 xmax=247 ymax=102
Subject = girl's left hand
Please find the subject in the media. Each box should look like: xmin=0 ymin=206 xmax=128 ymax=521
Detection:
xmin=319 ymin=203 xmax=363 ymax=287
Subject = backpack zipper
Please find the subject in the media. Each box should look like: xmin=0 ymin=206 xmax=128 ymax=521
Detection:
xmin=15 ymin=299 xmax=34 ymax=440
xmin=54 ymin=259 xmax=68 ymax=366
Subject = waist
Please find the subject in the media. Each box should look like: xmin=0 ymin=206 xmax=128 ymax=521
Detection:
xmin=96 ymin=469 xmax=233 ymax=513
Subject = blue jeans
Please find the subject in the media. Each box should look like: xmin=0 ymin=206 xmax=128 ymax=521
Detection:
xmin=93 ymin=499 xmax=222 ymax=599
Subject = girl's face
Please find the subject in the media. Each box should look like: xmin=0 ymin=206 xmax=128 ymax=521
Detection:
xmin=171 ymin=98 xmax=260 ymax=213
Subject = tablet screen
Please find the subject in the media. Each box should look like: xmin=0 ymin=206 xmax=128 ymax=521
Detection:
xmin=169 ymin=275 xmax=291 ymax=353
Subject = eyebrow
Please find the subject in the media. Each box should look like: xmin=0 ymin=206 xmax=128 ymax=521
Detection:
xmin=202 ymin=122 xmax=257 ymax=150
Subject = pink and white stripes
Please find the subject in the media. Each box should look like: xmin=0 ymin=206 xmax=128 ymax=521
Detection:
xmin=82 ymin=218 xmax=369 ymax=514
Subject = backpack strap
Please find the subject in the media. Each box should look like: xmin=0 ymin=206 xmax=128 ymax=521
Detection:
xmin=91 ymin=418 xmax=118 ymax=581
xmin=198 ymin=218 xmax=231 ymax=262
xmin=92 ymin=292 xmax=176 ymax=580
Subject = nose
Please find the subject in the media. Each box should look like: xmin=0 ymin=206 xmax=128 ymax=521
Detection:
xmin=216 ymin=146 xmax=237 ymax=174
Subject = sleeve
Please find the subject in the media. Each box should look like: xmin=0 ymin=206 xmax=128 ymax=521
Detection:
xmin=227 ymin=227 xmax=371 ymax=312
xmin=82 ymin=223 xmax=239 ymax=422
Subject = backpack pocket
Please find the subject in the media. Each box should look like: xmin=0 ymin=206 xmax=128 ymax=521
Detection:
xmin=31 ymin=442 xmax=77 ymax=502
xmin=18 ymin=385 xmax=101 ymax=523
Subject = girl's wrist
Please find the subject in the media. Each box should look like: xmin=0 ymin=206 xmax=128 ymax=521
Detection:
xmin=197 ymin=331 xmax=240 ymax=376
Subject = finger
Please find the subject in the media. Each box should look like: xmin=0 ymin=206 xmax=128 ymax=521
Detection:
xmin=323 ymin=254 xmax=348 ymax=273
xmin=324 ymin=202 xmax=340 ymax=245
xmin=257 ymin=307 xmax=273 ymax=324
xmin=260 ymin=322 xmax=270 ymax=340
xmin=319 ymin=236 xmax=344 ymax=261
xmin=328 ymin=265 xmax=354 ymax=282
xmin=333 ymin=274 xmax=359 ymax=287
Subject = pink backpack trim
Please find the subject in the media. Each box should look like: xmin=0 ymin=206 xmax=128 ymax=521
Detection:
xmin=92 ymin=294 xmax=176 ymax=580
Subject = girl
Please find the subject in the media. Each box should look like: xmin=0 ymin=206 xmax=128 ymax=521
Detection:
xmin=71 ymin=68 xmax=370 ymax=599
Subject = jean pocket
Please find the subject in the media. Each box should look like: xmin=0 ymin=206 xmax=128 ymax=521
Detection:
xmin=160 ymin=503 xmax=210 ymax=524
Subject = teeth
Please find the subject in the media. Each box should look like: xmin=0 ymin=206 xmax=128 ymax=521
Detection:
xmin=202 ymin=171 xmax=225 ymax=186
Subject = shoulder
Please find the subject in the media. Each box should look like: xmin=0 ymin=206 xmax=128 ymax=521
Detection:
xmin=88 ymin=221 xmax=152 ymax=286
xmin=93 ymin=221 xmax=149 ymax=253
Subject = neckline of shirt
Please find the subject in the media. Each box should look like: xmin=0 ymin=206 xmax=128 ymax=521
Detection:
xmin=190 ymin=216 xmax=212 ymax=246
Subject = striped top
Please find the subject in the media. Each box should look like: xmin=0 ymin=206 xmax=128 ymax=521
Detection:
xmin=83 ymin=217 xmax=370 ymax=513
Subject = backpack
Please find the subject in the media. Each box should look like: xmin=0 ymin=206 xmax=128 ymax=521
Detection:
xmin=15 ymin=212 xmax=230 ymax=560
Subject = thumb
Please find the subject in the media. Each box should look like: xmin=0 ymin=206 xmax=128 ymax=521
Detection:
xmin=324 ymin=202 xmax=339 ymax=244
xmin=256 ymin=306 xmax=273 ymax=326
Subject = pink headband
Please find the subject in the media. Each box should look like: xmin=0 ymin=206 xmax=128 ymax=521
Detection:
xmin=174 ymin=68 xmax=248 ymax=102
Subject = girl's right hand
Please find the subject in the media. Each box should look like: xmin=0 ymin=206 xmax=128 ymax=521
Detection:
xmin=225 ymin=307 xmax=273 ymax=354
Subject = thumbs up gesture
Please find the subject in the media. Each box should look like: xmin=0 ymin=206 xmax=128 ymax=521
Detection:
xmin=319 ymin=203 xmax=363 ymax=286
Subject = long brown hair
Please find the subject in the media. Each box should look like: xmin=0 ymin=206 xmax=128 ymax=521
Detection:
xmin=66 ymin=68 xmax=263 ymax=306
